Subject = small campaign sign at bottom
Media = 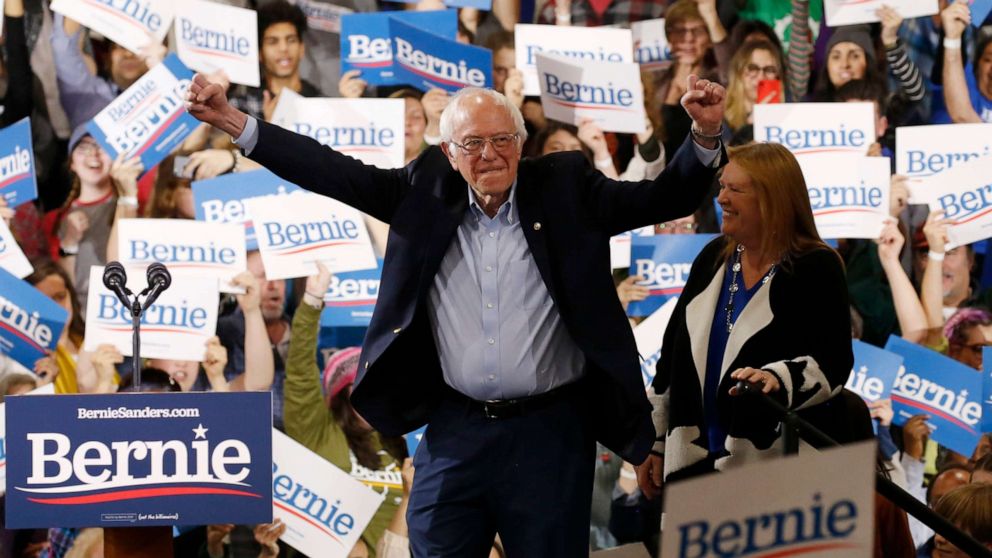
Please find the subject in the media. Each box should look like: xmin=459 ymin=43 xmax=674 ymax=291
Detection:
xmin=5 ymin=391 xmax=273 ymax=528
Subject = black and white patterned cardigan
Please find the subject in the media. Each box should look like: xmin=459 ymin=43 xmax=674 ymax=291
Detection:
xmin=649 ymin=237 xmax=853 ymax=482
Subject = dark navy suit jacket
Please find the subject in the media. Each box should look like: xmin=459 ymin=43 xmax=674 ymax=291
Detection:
xmin=249 ymin=120 xmax=723 ymax=464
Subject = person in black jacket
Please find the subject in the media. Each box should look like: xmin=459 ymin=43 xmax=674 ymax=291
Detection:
xmin=638 ymin=142 xmax=854 ymax=493
xmin=185 ymin=71 xmax=726 ymax=556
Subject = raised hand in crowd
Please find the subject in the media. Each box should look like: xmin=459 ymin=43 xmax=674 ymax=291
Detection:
xmin=338 ymin=69 xmax=369 ymax=99
xmin=84 ymin=344 xmax=123 ymax=394
xmin=889 ymin=175 xmax=909 ymax=217
xmin=33 ymin=354 xmax=59 ymax=386
xmin=877 ymin=220 xmax=929 ymax=341
xmin=553 ymin=0 xmax=572 ymax=25
xmin=695 ymin=0 xmax=727 ymax=44
xmin=229 ymin=270 xmax=275 ymax=392
xmin=254 ymin=519 xmax=287 ymax=558
xmin=902 ymin=414 xmax=932 ymax=461
xmin=262 ymin=89 xmax=282 ymax=123
xmin=203 ymin=337 xmax=230 ymax=392
xmin=137 ymin=35 xmax=168 ymax=69
xmin=110 ymin=154 xmax=143 ymax=195
xmin=941 ymin=0 xmax=982 ymax=123
xmin=60 ymin=210 xmax=90 ymax=256
xmin=867 ymin=142 xmax=883 ymax=157
xmin=0 ymin=197 xmax=13 ymax=228
xmin=421 ymin=88 xmax=450 ymax=143
xmin=923 ymin=209 xmax=951 ymax=257
xmin=921 ymin=209 xmax=954 ymax=327
xmin=869 ymin=398 xmax=894 ymax=427
xmin=578 ymin=119 xmax=619 ymax=179
xmin=503 ymin=68 xmax=525 ymax=109
xmin=186 ymin=149 xmax=237 ymax=180
xmin=306 ymin=261 xmax=334 ymax=304
xmin=636 ymin=116 xmax=656 ymax=147
xmin=206 ymin=523 xmax=235 ymax=558
xmin=941 ymin=0 xmax=970 ymax=42
xmin=877 ymin=5 xmax=904 ymax=48
xmin=616 ymin=275 xmax=650 ymax=312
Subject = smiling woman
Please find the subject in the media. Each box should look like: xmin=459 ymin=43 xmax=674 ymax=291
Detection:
xmin=640 ymin=143 xmax=857 ymax=487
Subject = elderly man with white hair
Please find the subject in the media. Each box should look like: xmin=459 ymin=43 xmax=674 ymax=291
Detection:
xmin=186 ymin=74 xmax=726 ymax=557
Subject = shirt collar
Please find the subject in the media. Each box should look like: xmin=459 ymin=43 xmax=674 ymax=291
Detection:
xmin=467 ymin=180 xmax=518 ymax=225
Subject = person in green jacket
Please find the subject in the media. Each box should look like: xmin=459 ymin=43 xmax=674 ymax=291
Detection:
xmin=284 ymin=262 xmax=408 ymax=557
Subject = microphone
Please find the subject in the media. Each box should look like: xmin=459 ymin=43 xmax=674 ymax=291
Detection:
xmin=143 ymin=262 xmax=172 ymax=309
xmin=103 ymin=262 xmax=131 ymax=308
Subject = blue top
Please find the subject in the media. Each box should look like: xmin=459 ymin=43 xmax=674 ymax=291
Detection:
xmin=703 ymin=261 xmax=770 ymax=453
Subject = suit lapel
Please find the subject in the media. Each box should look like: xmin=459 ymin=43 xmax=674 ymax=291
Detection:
xmin=515 ymin=164 xmax=559 ymax=303
xmin=719 ymin=274 xmax=774 ymax=384
xmin=685 ymin=263 xmax=725 ymax=399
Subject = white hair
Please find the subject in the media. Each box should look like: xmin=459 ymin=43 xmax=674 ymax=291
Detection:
xmin=439 ymin=88 xmax=528 ymax=144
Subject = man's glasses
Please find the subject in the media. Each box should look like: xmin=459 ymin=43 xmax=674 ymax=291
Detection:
xmin=744 ymin=64 xmax=779 ymax=78
xmin=669 ymin=26 xmax=708 ymax=40
xmin=450 ymin=133 xmax=519 ymax=154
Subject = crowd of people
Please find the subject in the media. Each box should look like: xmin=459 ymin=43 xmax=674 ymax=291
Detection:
xmin=2 ymin=0 xmax=992 ymax=555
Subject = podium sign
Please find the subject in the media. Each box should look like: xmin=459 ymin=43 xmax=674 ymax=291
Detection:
xmin=5 ymin=392 xmax=273 ymax=528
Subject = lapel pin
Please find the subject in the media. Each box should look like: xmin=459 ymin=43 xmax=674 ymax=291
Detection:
xmin=533 ymin=222 xmax=542 ymax=231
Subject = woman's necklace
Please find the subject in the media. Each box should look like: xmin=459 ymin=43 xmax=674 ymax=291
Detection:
xmin=725 ymin=244 xmax=777 ymax=333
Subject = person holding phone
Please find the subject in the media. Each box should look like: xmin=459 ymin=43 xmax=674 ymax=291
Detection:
xmin=723 ymin=40 xmax=784 ymax=133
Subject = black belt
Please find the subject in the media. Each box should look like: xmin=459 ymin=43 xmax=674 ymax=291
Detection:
xmin=448 ymin=382 xmax=580 ymax=420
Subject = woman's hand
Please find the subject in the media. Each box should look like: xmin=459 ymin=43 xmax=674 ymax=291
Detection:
xmin=728 ymin=367 xmax=781 ymax=395
xmin=941 ymin=0 xmax=970 ymax=41
xmin=186 ymin=149 xmax=236 ymax=180
xmin=33 ymin=354 xmax=59 ymax=385
xmin=0 ymin=197 xmax=13 ymax=228
xmin=923 ymin=209 xmax=952 ymax=255
xmin=231 ymin=271 xmax=261 ymax=313
xmin=635 ymin=453 xmax=664 ymax=500
xmin=306 ymin=262 xmax=333 ymax=300
xmin=90 ymin=344 xmax=123 ymax=393
xmin=889 ymin=175 xmax=909 ymax=217
xmin=203 ymin=336 xmax=228 ymax=384
xmin=110 ymin=155 xmax=143 ymax=197
xmin=876 ymin=219 xmax=904 ymax=265
xmin=504 ymin=68 xmax=525 ymax=109
xmin=869 ymin=398 xmax=894 ymax=427
xmin=616 ymin=275 xmax=650 ymax=312
xmin=253 ymin=519 xmax=286 ymax=558
xmin=877 ymin=5 xmax=904 ymax=48
xmin=338 ymin=69 xmax=368 ymax=99
xmin=60 ymin=210 xmax=90 ymax=250
xmin=577 ymin=119 xmax=611 ymax=160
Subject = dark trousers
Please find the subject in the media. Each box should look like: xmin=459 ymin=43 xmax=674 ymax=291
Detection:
xmin=407 ymin=388 xmax=596 ymax=557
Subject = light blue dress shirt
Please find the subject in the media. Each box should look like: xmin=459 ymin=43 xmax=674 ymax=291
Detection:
xmin=427 ymin=183 xmax=586 ymax=400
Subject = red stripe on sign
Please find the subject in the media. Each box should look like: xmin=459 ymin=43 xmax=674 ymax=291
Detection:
xmin=274 ymin=240 xmax=358 ymax=256
xmin=350 ymin=59 xmax=392 ymax=68
xmin=186 ymin=47 xmax=248 ymax=62
xmin=396 ymin=62 xmax=473 ymax=88
xmin=122 ymin=94 xmax=163 ymax=125
xmin=891 ymin=394 xmax=977 ymax=434
xmin=0 ymin=321 xmax=45 ymax=352
xmin=27 ymin=486 xmax=262 ymax=505
xmin=81 ymin=0 xmax=149 ymax=32
xmin=134 ymin=109 xmax=186 ymax=159
xmin=648 ymin=287 xmax=683 ymax=296
xmin=273 ymin=501 xmax=345 ymax=546
xmin=750 ymin=542 xmax=863 ymax=558
xmin=952 ymin=206 xmax=992 ymax=226
xmin=549 ymin=99 xmax=637 ymax=113
xmin=812 ymin=208 xmax=881 ymax=217
xmin=326 ymin=299 xmax=377 ymax=307
xmin=0 ymin=172 xmax=31 ymax=190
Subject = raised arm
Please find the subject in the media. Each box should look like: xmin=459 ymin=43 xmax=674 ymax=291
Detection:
xmin=50 ymin=13 xmax=117 ymax=128
xmin=879 ymin=6 xmax=926 ymax=103
xmin=227 ymin=272 xmax=274 ymax=392
xmin=877 ymin=219 xmax=928 ymax=341
xmin=941 ymin=1 xmax=983 ymax=123
xmin=185 ymin=74 xmax=411 ymax=223
xmin=920 ymin=210 xmax=952 ymax=328
xmin=786 ymin=0 xmax=812 ymax=102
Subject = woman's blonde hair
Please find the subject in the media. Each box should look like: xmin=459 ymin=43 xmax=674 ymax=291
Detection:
xmin=934 ymin=483 xmax=992 ymax=544
xmin=721 ymin=143 xmax=830 ymax=266
xmin=725 ymin=41 xmax=782 ymax=131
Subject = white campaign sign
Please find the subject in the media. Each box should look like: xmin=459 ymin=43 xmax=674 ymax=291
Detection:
xmin=84 ymin=267 xmax=219 ymax=361
xmin=0 ymin=219 xmax=32 ymax=278
xmin=922 ymin=155 xmax=992 ymax=249
xmin=536 ymin=53 xmax=646 ymax=134
xmin=896 ymin=123 xmax=992 ymax=203
xmin=50 ymin=0 xmax=175 ymax=54
xmin=0 ymin=383 xmax=55 ymax=496
xmin=271 ymin=92 xmax=405 ymax=169
xmin=631 ymin=18 xmax=668 ymax=68
xmin=824 ymin=0 xmax=937 ymax=26
xmin=245 ymin=193 xmax=377 ymax=280
xmin=610 ymin=226 xmax=654 ymax=269
xmin=633 ymin=297 xmax=677 ymax=386
xmin=175 ymin=0 xmax=260 ymax=87
xmin=753 ymin=102 xmax=875 ymax=159
xmin=272 ymin=429 xmax=384 ymax=558
xmin=515 ymin=24 xmax=633 ymax=96
xmin=662 ymin=441 xmax=876 ymax=558
xmin=798 ymin=155 xmax=891 ymax=240
xmin=117 ymin=219 xmax=247 ymax=294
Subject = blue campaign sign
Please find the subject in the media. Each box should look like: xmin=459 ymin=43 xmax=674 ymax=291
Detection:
xmin=971 ymin=0 xmax=992 ymax=26
xmin=885 ymin=335 xmax=983 ymax=457
xmin=0 ymin=118 xmax=37 ymax=207
xmin=389 ymin=18 xmax=492 ymax=93
xmin=405 ymin=426 xmax=426 ymax=457
xmin=320 ymin=259 xmax=382 ymax=328
xmin=0 ymin=267 xmax=67 ymax=369
xmin=846 ymin=340 xmax=902 ymax=403
xmin=340 ymin=10 xmax=457 ymax=87
xmin=192 ymin=169 xmax=303 ymax=251
xmin=626 ymin=234 xmax=716 ymax=317
xmin=5 ymin=391 xmax=273 ymax=528
xmin=87 ymin=54 xmax=199 ymax=173
xmin=982 ymin=347 xmax=992 ymax=432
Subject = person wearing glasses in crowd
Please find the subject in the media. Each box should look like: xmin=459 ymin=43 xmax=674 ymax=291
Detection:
xmin=723 ymin=40 xmax=784 ymax=133
xmin=185 ymin=66 xmax=726 ymax=555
